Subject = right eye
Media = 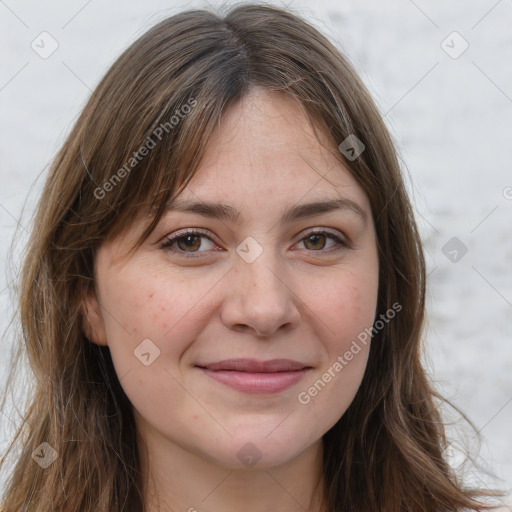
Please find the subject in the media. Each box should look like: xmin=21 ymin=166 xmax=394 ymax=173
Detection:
xmin=160 ymin=229 xmax=220 ymax=258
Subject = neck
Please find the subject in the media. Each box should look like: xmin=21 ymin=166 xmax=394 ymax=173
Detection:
xmin=137 ymin=422 xmax=327 ymax=512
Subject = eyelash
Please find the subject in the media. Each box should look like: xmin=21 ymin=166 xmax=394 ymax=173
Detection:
xmin=159 ymin=228 xmax=348 ymax=258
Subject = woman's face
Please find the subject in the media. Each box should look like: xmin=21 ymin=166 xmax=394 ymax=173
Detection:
xmin=83 ymin=88 xmax=379 ymax=470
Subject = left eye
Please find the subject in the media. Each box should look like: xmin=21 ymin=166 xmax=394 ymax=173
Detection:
xmin=160 ymin=229 xmax=347 ymax=257
xmin=295 ymin=232 xmax=345 ymax=251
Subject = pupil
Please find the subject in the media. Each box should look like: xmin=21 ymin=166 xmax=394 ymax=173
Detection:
xmin=179 ymin=235 xmax=200 ymax=251
xmin=307 ymin=234 xmax=324 ymax=249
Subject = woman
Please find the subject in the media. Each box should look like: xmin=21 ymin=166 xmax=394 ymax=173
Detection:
xmin=0 ymin=4 xmax=504 ymax=511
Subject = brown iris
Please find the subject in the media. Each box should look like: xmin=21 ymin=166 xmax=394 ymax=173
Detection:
xmin=302 ymin=233 xmax=327 ymax=250
xmin=177 ymin=235 xmax=202 ymax=252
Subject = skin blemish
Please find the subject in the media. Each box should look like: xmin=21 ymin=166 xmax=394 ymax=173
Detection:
xmin=89 ymin=88 xmax=379 ymax=512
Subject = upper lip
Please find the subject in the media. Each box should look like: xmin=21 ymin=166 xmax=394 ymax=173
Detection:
xmin=196 ymin=358 xmax=311 ymax=373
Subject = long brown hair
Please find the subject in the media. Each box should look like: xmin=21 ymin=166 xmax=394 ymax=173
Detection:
xmin=0 ymin=4 xmax=502 ymax=511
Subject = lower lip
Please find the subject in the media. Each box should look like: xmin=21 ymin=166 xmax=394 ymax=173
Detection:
xmin=199 ymin=368 xmax=309 ymax=394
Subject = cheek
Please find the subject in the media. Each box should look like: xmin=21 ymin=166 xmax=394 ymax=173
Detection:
xmin=295 ymin=266 xmax=378 ymax=423
xmin=312 ymin=265 xmax=378 ymax=347
xmin=97 ymin=266 xmax=219 ymax=376
xmin=96 ymin=269 xmax=214 ymax=423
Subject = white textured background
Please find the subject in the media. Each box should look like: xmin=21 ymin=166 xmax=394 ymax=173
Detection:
xmin=1 ymin=0 xmax=511 ymax=501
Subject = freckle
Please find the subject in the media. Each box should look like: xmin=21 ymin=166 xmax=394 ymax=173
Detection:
xmin=148 ymin=292 xmax=154 ymax=299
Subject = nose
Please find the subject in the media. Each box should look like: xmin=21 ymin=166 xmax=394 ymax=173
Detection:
xmin=220 ymin=254 xmax=301 ymax=338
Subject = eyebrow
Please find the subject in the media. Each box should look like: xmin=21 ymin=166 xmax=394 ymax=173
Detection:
xmin=159 ymin=197 xmax=367 ymax=225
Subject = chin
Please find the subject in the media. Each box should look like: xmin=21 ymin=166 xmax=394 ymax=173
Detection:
xmin=198 ymin=429 xmax=319 ymax=471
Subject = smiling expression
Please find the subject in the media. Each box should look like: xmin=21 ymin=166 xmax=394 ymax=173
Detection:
xmin=82 ymin=87 xmax=380 ymax=470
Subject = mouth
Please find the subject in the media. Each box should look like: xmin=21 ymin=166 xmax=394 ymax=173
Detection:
xmin=195 ymin=358 xmax=312 ymax=394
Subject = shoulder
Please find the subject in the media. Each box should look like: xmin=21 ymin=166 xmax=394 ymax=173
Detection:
xmin=459 ymin=500 xmax=512 ymax=512
xmin=494 ymin=496 xmax=512 ymax=511
xmin=481 ymin=500 xmax=512 ymax=512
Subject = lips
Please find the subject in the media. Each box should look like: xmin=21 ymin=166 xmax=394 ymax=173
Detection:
xmin=196 ymin=358 xmax=310 ymax=373
xmin=195 ymin=358 xmax=312 ymax=394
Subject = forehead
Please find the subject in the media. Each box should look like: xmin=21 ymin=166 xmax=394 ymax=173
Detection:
xmin=97 ymin=89 xmax=373 ymax=268
xmin=180 ymin=88 xmax=369 ymax=208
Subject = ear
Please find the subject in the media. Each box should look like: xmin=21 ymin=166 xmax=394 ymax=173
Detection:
xmin=81 ymin=287 xmax=108 ymax=346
